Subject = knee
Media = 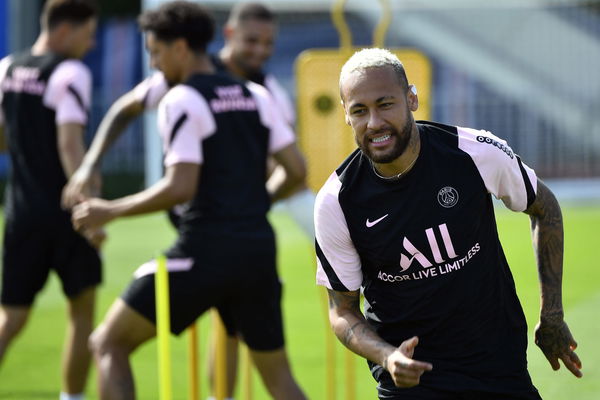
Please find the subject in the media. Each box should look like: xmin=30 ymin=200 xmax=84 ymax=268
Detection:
xmin=88 ymin=324 xmax=128 ymax=359
xmin=0 ymin=310 xmax=28 ymax=340
xmin=88 ymin=325 xmax=106 ymax=357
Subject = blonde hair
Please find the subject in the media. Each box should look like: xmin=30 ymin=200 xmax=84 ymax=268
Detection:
xmin=339 ymin=48 xmax=408 ymax=91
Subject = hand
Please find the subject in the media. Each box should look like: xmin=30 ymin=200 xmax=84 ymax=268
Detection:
xmin=72 ymin=198 xmax=114 ymax=231
xmin=82 ymin=227 xmax=107 ymax=250
xmin=535 ymin=317 xmax=582 ymax=378
xmin=385 ymin=336 xmax=433 ymax=388
xmin=62 ymin=165 xmax=99 ymax=209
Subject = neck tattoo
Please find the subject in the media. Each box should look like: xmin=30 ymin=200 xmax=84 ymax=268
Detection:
xmin=371 ymin=156 xmax=418 ymax=180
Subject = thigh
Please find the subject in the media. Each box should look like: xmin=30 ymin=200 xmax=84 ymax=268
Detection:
xmin=1 ymin=225 xmax=52 ymax=305
xmin=52 ymin=225 xmax=102 ymax=298
xmin=93 ymin=298 xmax=156 ymax=353
xmin=122 ymin=255 xmax=227 ymax=335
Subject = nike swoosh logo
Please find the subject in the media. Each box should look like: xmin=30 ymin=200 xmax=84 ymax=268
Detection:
xmin=366 ymin=214 xmax=389 ymax=228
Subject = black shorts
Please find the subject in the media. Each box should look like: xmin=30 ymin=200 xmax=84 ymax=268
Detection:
xmin=122 ymin=233 xmax=284 ymax=351
xmin=1 ymin=218 xmax=102 ymax=305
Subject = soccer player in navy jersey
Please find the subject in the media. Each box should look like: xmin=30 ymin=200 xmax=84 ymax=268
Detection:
xmin=0 ymin=1 xmax=101 ymax=399
xmin=62 ymin=2 xmax=314 ymax=238
xmin=315 ymin=48 xmax=582 ymax=400
xmin=61 ymin=4 xmax=313 ymax=399
xmin=71 ymin=2 xmax=307 ymax=399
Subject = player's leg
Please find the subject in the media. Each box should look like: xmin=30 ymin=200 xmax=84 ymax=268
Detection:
xmin=228 ymin=247 xmax=306 ymax=400
xmin=62 ymin=286 xmax=96 ymax=395
xmin=0 ymin=305 xmax=31 ymax=364
xmin=90 ymin=298 xmax=156 ymax=400
xmin=100 ymin=253 xmax=219 ymax=400
xmin=209 ymin=305 xmax=241 ymax=399
xmin=207 ymin=328 xmax=239 ymax=400
xmin=0 ymin=225 xmax=51 ymax=365
xmin=249 ymin=347 xmax=306 ymax=400
xmin=89 ymin=258 xmax=167 ymax=400
xmin=54 ymin=227 xmax=102 ymax=398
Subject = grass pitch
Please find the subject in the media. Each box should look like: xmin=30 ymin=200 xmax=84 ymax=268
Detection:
xmin=0 ymin=205 xmax=598 ymax=399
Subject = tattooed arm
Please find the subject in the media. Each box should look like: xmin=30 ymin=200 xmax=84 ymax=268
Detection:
xmin=525 ymin=179 xmax=582 ymax=377
xmin=326 ymin=289 xmax=432 ymax=387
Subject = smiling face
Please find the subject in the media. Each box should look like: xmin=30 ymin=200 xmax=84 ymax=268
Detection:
xmin=224 ymin=18 xmax=275 ymax=77
xmin=341 ymin=66 xmax=418 ymax=164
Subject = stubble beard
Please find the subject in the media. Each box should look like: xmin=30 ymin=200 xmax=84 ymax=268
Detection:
xmin=233 ymin=53 xmax=262 ymax=77
xmin=359 ymin=114 xmax=414 ymax=164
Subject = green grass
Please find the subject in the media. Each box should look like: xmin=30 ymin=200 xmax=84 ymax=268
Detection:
xmin=0 ymin=206 xmax=598 ymax=399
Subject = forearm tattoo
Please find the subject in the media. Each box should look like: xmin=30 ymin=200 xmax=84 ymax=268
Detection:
xmin=527 ymin=181 xmax=564 ymax=316
xmin=327 ymin=289 xmax=392 ymax=365
xmin=327 ymin=290 xmax=367 ymax=346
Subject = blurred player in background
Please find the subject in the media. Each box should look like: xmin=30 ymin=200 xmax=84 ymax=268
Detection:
xmin=61 ymin=3 xmax=315 ymax=399
xmin=0 ymin=1 xmax=101 ymax=400
xmin=63 ymin=1 xmax=314 ymax=235
xmin=217 ymin=2 xmax=315 ymax=238
xmin=316 ymin=48 xmax=582 ymax=400
xmin=70 ymin=2 xmax=307 ymax=399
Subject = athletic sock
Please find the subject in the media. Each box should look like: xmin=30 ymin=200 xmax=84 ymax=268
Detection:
xmin=282 ymin=188 xmax=316 ymax=238
xmin=60 ymin=393 xmax=84 ymax=400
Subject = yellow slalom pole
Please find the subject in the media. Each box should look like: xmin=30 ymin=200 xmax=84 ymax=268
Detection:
xmin=345 ymin=350 xmax=356 ymax=400
xmin=319 ymin=288 xmax=336 ymax=399
xmin=155 ymin=255 xmax=172 ymax=400
xmin=242 ymin=344 xmax=253 ymax=400
xmin=188 ymin=323 xmax=200 ymax=400
xmin=212 ymin=310 xmax=228 ymax=400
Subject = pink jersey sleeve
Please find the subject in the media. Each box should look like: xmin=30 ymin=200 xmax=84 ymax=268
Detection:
xmin=458 ymin=126 xmax=537 ymax=212
xmin=315 ymin=172 xmax=363 ymax=291
xmin=157 ymin=85 xmax=216 ymax=167
xmin=132 ymin=72 xmax=169 ymax=110
xmin=44 ymin=60 xmax=92 ymax=126
xmin=247 ymin=81 xmax=295 ymax=154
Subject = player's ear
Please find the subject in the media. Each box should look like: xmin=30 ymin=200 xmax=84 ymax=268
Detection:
xmin=407 ymin=84 xmax=419 ymax=112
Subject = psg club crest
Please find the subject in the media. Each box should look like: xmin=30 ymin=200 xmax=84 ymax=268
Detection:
xmin=437 ymin=186 xmax=459 ymax=208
